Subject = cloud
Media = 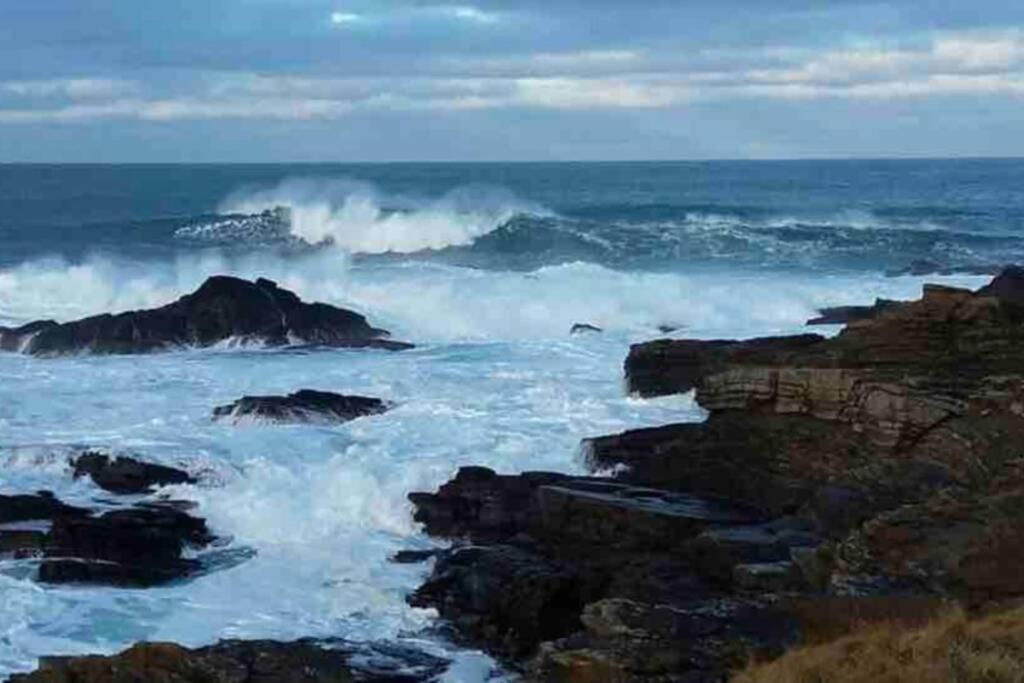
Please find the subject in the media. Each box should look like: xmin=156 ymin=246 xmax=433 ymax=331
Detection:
xmin=442 ymin=5 xmax=500 ymax=24
xmin=330 ymin=11 xmax=363 ymax=26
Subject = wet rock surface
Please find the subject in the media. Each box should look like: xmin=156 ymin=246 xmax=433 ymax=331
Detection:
xmin=408 ymin=268 xmax=1024 ymax=681
xmin=1 ymin=456 xmax=216 ymax=587
xmin=213 ymin=390 xmax=391 ymax=424
xmin=0 ymin=275 xmax=412 ymax=356
xmin=8 ymin=639 xmax=449 ymax=683
xmin=72 ymin=452 xmax=195 ymax=494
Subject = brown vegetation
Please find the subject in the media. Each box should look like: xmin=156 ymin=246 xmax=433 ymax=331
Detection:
xmin=733 ymin=604 xmax=1024 ymax=683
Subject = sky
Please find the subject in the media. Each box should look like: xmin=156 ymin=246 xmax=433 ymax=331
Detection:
xmin=1 ymin=0 xmax=1024 ymax=162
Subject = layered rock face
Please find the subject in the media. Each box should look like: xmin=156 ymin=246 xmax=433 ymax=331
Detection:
xmin=408 ymin=268 xmax=1024 ymax=682
xmin=0 ymin=276 xmax=412 ymax=356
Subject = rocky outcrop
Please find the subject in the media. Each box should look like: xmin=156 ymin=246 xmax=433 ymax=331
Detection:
xmin=8 ymin=638 xmax=448 ymax=683
xmin=0 ymin=276 xmax=412 ymax=356
xmin=407 ymin=268 xmax=1024 ymax=680
xmin=213 ymin=390 xmax=390 ymax=424
xmin=40 ymin=504 xmax=214 ymax=587
xmin=599 ymin=267 xmax=1024 ymax=606
xmin=72 ymin=452 xmax=195 ymax=494
xmin=1 ymin=482 xmax=216 ymax=587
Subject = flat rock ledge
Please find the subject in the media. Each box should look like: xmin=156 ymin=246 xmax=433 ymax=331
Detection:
xmin=0 ymin=275 xmax=412 ymax=356
xmin=213 ymin=390 xmax=391 ymax=424
xmin=8 ymin=639 xmax=448 ymax=683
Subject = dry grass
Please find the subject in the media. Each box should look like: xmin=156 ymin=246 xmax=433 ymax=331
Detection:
xmin=733 ymin=604 xmax=1024 ymax=683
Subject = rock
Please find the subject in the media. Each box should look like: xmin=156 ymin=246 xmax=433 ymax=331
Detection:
xmin=407 ymin=269 xmax=1024 ymax=677
xmin=390 ymin=549 xmax=441 ymax=564
xmin=529 ymin=598 xmax=798 ymax=683
xmin=408 ymin=466 xmax=572 ymax=542
xmin=0 ymin=529 xmax=47 ymax=558
xmin=0 ymin=276 xmax=412 ymax=356
xmin=806 ymin=299 xmax=903 ymax=326
xmin=624 ymin=334 xmax=824 ymax=398
xmin=213 ymin=390 xmax=390 ymax=424
xmin=535 ymin=482 xmax=761 ymax=553
xmin=0 ymin=491 xmax=87 ymax=524
xmin=40 ymin=504 xmax=214 ymax=587
xmin=8 ymin=638 xmax=448 ymax=683
xmin=72 ymin=452 xmax=195 ymax=494
xmin=570 ymin=323 xmax=603 ymax=335
xmin=976 ymin=264 xmax=1024 ymax=306
xmin=408 ymin=466 xmax=758 ymax=550
xmin=410 ymin=545 xmax=585 ymax=658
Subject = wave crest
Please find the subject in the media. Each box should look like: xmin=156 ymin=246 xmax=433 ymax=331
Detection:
xmin=193 ymin=179 xmax=547 ymax=254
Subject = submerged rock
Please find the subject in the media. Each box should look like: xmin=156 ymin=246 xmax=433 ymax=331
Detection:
xmin=212 ymin=390 xmax=391 ymax=424
xmin=0 ymin=275 xmax=412 ymax=356
xmin=8 ymin=638 xmax=449 ymax=683
xmin=72 ymin=452 xmax=195 ymax=494
xmin=570 ymin=323 xmax=603 ymax=335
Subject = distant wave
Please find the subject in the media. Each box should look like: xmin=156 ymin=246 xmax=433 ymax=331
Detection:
xmin=173 ymin=178 xmax=550 ymax=255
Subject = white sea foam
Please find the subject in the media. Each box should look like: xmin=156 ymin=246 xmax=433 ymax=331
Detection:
xmin=217 ymin=178 xmax=546 ymax=254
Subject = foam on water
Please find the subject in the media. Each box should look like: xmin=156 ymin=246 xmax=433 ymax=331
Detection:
xmin=216 ymin=178 xmax=545 ymax=254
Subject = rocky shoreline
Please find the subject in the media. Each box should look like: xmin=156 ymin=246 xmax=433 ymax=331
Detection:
xmin=7 ymin=268 xmax=1024 ymax=681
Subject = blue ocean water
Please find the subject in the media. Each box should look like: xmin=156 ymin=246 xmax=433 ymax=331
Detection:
xmin=0 ymin=160 xmax=1019 ymax=679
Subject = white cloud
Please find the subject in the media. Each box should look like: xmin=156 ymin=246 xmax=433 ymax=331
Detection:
xmin=2 ymin=78 xmax=135 ymax=99
xmin=4 ymin=30 xmax=1024 ymax=124
xmin=442 ymin=5 xmax=500 ymax=24
xmin=330 ymin=11 xmax=362 ymax=26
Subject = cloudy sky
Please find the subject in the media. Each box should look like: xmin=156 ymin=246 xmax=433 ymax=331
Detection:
xmin=2 ymin=0 xmax=1023 ymax=161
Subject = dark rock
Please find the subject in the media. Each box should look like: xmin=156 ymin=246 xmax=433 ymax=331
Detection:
xmin=0 ymin=275 xmax=412 ymax=357
xmin=806 ymin=298 xmax=903 ymax=325
xmin=8 ymin=638 xmax=448 ymax=683
xmin=410 ymin=545 xmax=585 ymax=658
xmin=40 ymin=504 xmax=214 ymax=587
xmin=0 ymin=529 xmax=47 ymax=558
xmin=213 ymin=390 xmax=390 ymax=424
xmin=390 ymin=549 xmax=441 ymax=564
xmin=976 ymin=264 xmax=1024 ymax=306
xmin=408 ymin=466 xmax=571 ymax=542
xmin=529 ymin=598 xmax=799 ymax=683
xmin=570 ymin=323 xmax=603 ymax=335
xmin=0 ymin=491 xmax=87 ymax=524
xmin=624 ymin=334 xmax=824 ymax=398
xmin=72 ymin=452 xmax=195 ymax=494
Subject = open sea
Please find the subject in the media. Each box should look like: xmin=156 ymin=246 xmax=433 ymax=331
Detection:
xmin=1 ymin=159 xmax=1023 ymax=679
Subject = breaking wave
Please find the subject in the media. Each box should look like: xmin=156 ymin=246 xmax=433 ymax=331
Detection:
xmin=174 ymin=178 xmax=548 ymax=255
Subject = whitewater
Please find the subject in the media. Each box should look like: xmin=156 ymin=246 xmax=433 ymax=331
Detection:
xmin=1 ymin=160 xmax=1021 ymax=680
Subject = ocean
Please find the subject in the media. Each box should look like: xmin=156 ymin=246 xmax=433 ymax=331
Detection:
xmin=1 ymin=159 xmax=1022 ymax=679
